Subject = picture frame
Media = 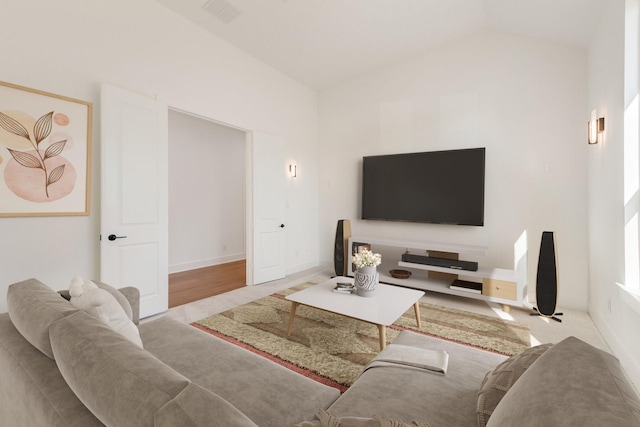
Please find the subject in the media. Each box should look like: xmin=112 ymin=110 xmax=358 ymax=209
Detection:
xmin=351 ymin=242 xmax=371 ymax=272
xmin=0 ymin=81 xmax=92 ymax=217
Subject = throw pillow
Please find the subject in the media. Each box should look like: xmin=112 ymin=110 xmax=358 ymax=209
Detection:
xmin=68 ymin=276 xmax=143 ymax=348
xmin=292 ymin=410 xmax=431 ymax=427
xmin=59 ymin=280 xmax=134 ymax=322
xmin=486 ymin=336 xmax=640 ymax=426
xmin=476 ymin=343 xmax=553 ymax=427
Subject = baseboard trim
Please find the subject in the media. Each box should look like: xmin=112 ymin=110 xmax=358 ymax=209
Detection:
xmin=285 ymin=260 xmax=319 ymax=276
xmin=169 ymin=254 xmax=245 ymax=274
xmin=589 ymin=305 xmax=640 ymax=393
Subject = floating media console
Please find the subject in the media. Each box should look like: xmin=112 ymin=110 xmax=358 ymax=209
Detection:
xmin=348 ymin=236 xmax=528 ymax=312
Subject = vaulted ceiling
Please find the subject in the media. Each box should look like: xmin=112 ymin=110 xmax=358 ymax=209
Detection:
xmin=156 ymin=0 xmax=611 ymax=90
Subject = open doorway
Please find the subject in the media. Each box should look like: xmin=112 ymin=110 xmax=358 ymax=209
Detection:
xmin=167 ymin=109 xmax=246 ymax=307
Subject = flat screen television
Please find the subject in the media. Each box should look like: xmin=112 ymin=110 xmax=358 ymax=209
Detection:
xmin=361 ymin=148 xmax=485 ymax=226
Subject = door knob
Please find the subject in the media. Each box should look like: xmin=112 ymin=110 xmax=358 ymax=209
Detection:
xmin=108 ymin=234 xmax=127 ymax=241
xmin=279 ymin=224 xmax=285 ymax=228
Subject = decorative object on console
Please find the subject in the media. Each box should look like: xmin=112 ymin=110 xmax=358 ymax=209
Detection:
xmin=588 ymin=109 xmax=605 ymax=144
xmin=333 ymin=219 xmax=351 ymax=276
xmin=530 ymin=231 xmax=563 ymax=322
xmin=351 ymin=241 xmax=371 ymax=273
xmin=389 ymin=269 xmax=412 ymax=279
xmin=352 ymin=249 xmax=381 ymax=297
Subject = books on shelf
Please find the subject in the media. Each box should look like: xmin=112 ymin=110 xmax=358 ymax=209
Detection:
xmin=333 ymin=282 xmax=355 ymax=294
xmin=449 ymin=279 xmax=482 ymax=294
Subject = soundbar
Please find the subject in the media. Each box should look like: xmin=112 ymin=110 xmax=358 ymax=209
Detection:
xmin=401 ymin=253 xmax=478 ymax=271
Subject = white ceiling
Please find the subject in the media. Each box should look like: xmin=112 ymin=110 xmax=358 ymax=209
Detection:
xmin=156 ymin=0 xmax=611 ymax=90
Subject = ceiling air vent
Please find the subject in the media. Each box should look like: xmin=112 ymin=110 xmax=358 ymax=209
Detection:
xmin=202 ymin=0 xmax=242 ymax=24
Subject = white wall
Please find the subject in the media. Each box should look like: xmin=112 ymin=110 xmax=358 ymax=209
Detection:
xmin=587 ymin=1 xmax=640 ymax=390
xmin=318 ymin=30 xmax=589 ymax=310
xmin=0 ymin=0 xmax=320 ymax=312
xmin=168 ymin=110 xmax=246 ymax=273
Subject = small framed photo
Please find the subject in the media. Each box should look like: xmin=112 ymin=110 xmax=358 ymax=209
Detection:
xmin=351 ymin=242 xmax=371 ymax=272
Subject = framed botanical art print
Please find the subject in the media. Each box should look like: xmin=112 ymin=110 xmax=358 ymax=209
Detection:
xmin=0 ymin=81 xmax=92 ymax=216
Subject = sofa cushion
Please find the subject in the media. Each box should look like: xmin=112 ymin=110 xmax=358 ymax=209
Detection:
xmin=487 ymin=336 xmax=640 ymax=427
xmin=476 ymin=343 xmax=553 ymax=426
xmin=7 ymin=278 xmax=77 ymax=359
xmin=154 ymin=383 xmax=257 ymax=426
xmin=0 ymin=313 xmax=102 ymax=427
xmin=327 ymin=331 xmax=506 ymax=426
xmin=50 ymin=311 xmax=250 ymax=427
xmin=139 ymin=316 xmax=340 ymax=427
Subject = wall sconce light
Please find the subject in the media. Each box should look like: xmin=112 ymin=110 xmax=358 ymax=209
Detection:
xmin=588 ymin=109 xmax=605 ymax=144
xmin=289 ymin=164 xmax=297 ymax=178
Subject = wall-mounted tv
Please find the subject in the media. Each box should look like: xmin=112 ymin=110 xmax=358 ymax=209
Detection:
xmin=361 ymin=148 xmax=485 ymax=226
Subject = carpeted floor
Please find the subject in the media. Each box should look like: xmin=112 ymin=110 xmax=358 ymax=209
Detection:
xmin=193 ymin=282 xmax=530 ymax=391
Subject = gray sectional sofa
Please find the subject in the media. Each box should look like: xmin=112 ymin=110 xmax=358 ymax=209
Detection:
xmin=1 ymin=278 xmax=639 ymax=427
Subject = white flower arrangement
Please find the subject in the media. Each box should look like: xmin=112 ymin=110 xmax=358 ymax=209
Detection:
xmin=352 ymin=249 xmax=382 ymax=269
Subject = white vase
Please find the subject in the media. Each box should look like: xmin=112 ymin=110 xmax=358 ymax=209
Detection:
xmin=354 ymin=265 xmax=379 ymax=297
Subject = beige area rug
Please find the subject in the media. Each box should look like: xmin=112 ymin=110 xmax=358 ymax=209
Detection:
xmin=193 ymin=282 xmax=530 ymax=391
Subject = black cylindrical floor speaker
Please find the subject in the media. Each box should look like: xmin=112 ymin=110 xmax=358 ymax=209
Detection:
xmin=536 ymin=231 xmax=558 ymax=317
xmin=333 ymin=219 xmax=351 ymax=276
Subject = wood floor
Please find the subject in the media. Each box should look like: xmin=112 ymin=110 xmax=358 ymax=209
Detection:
xmin=168 ymin=260 xmax=246 ymax=308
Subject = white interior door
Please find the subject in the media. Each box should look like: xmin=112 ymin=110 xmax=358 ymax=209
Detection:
xmin=100 ymin=84 xmax=168 ymax=318
xmin=250 ymin=131 xmax=286 ymax=284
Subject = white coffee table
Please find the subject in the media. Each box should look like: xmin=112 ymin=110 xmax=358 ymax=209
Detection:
xmin=285 ymin=276 xmax=425 ymax=350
